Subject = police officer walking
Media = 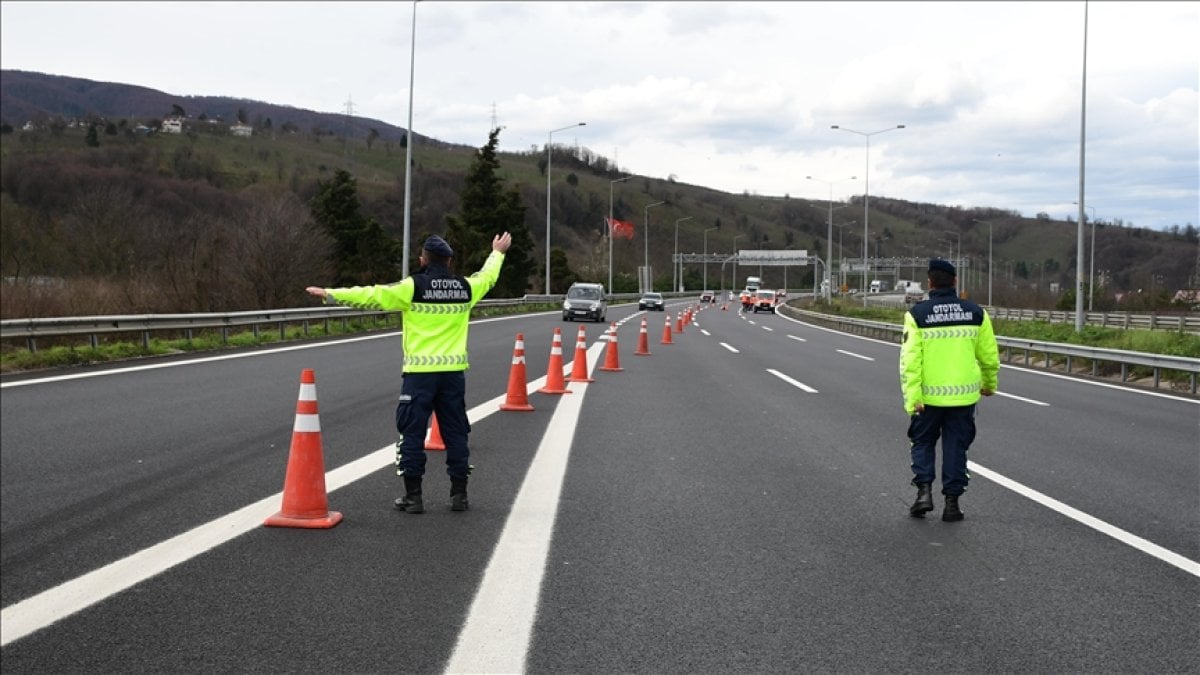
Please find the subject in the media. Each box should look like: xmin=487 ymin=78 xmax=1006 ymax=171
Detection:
xmin=899 ymin=259 xmax=999 ymax=521
xmin=306 ymin=232 xmax=512 ymax=513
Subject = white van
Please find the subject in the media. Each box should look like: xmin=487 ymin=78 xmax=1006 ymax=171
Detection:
xmin=869 ymin=280 xmax=884 ymax=293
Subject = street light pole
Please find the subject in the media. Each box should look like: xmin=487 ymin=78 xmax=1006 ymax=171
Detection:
xmin=973 ymin=219 xmax=994 ymax=306
xmin=608 ymin=175 xmax=632 ymax=294
xmin=732 ymin=234 xmax=745 ymax=289
xmin=643 ymin=201 xmax=666 ymax=292
xmin=831 ymin=124 xmax=905 ymax=307
xmin=401 ymin=0 xmax=420 ymax=278
xmin=807 ymin=175 xmax=856 ymax=301
xmin=943 ymin=229 xmax=961 ymax=296
xmin=703 ymin=226 xmax=718 ymax=291
xmin=1075 ymin=202 xmax=1097 ymax=311
xmin=673 ymin=216 xmax=693 ymax=293
xmin=545 ymin=122 xmax=586 ymax=294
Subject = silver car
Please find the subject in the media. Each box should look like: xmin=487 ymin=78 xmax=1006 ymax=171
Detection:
xmin=563 ymin=282 xmax=607 ymax=322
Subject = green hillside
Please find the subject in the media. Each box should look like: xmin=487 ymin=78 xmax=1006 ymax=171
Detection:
xmin=2 ymin=119 xmax=1196 ymax=318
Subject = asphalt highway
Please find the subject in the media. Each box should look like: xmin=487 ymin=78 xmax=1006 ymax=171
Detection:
xmin=2 ymin=300 xmax=1197 ymax=673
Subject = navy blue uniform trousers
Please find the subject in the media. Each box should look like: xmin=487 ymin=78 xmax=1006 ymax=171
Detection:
xmin=394 ymin=371 xmax=471 ymax=479
xmin=907 ymin=404 xmax=977 ymax=496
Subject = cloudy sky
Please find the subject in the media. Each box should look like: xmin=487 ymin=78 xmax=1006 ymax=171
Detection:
xmin=3 ymin=1 xmax=1197 ymax=230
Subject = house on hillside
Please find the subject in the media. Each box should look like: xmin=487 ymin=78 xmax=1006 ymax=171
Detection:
xmin=230 ymin=122 xmax=252 ymax=137
xmin=162 ymin=117 xmax=183 ymax=134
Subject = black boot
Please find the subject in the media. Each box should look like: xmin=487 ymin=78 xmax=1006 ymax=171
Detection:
xmin=942 ymin=494 xmax=964 ymax=522
xmin=450 ymin=477 xmax=469 ymax=512
xmin=395 ymin=476 xmax=424 ymax=514
xmin=910 ymin=483 xmax=934 ymax=517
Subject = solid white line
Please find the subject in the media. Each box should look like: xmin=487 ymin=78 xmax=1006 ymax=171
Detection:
xmin=970 ymin=462 xmax=1200 ymax=577
xmin=0 ymin=355 xmax=560 ymax=647
xmin=776 ymin=312 xmax=1199 ymax=404
xmin=996 ymin=391 xmax=1050 ymax=406
xmin=444 ymin=361 xmax=593 ymax=674
xmin=837 ymin=349 xmax=875 ymax=361
xmin=787 ymin=335 xmax=807 ymax=342
xmin=719 ymin=342 xmax=740 ymax=353
xmin=766 ymin=368 xmax=819 ymax=393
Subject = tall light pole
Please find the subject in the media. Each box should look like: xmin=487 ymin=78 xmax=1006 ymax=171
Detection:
xmin=1075 ymin=1 xmax=1090 ymax=331
xmin=703 ymin=226 xmax=718 ymax=291
xmin=807 ymin=175 xmax=856 ymax=301
xmin=1075 ymin=202 xmax=1097 ymax=311
xmin=608 ymin=175 xmax=632 ymax=294
xmin=732 ymin=234 xmax=745 ymax=289
xmin=673 ymin=216 xmax=693 ymax=293
xmin=643 ymin=201 xmax=666 ymax=292
xmin=973 ymin=219 xmax=994 ymax=306
xmin=943 ymin=229 xmax=961 ymax=295
xmin=401 ymin=0 xmax=420 ymax=278
xmin=832 ymin=123 xmax=905 ymax=307
xmin=545 ymin=122 xmax=586 ymax=294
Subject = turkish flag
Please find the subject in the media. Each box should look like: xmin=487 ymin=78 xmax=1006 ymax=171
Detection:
xmin=606 ymin=216 xmax=636 ymax=240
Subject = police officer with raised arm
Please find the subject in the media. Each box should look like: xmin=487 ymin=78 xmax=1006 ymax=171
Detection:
xmin=306 ymin=232 xmax=511 ymax=514
xmin=899 ymin=259 xmax=1000 ymax=521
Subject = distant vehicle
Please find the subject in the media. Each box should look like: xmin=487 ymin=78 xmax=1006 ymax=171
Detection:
xmin=752 ymin=289 xmax=777 ymax=313
xmin=638 ymin=291 xmax=665 ymax=311
xmin=562 ymin=282 xmax=607 ymax=322
xmin=700 ymin=290 xmax=715 ymax=303
xmin=895 ymin=279 xmax=913 ymax=291
xmin=869 ymin=280 xmax=884 ymax=293
xmin=776 ymin=289 xmax=787 ymax=299
xmin=746 ymin=276 xmax=762 ymax=291
xmin=903 ymin=281 xmax=925 ymax=304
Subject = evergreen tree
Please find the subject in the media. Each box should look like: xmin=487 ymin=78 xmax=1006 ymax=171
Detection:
xmin=85 ymin=123 xmax=99 ymax=147
xmin=444 ymin=128 xmax=534 ymax=297
xmin=310 ymin=169 xmax=400 ymax=285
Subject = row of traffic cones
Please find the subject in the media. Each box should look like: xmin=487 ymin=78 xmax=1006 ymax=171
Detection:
xmin=264 ymin=304 xmax=712 ymax=530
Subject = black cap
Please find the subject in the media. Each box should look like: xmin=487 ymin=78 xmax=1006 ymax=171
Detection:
xmin=928 ymin=258 xmax=956 ymax=276
xmin=423 ymin=235 xmax=454 ymax=258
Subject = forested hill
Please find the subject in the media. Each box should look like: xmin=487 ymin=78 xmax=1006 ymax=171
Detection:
xmin=2 ymin=69 xmax=1196 ymax=319
xmin=0 ymin=69 xmax=440 ymax=145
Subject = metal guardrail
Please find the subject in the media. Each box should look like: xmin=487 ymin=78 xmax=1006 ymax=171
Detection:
xmin=4 ymin=297 xmax=1197 ymax=395
xmin=778 ymin=305 xmax=1200 ymax=395
xmin=867 ymin=293 xmax=1199 ymax=334
xmin=0 ymin=293 xmax=656 ymax=352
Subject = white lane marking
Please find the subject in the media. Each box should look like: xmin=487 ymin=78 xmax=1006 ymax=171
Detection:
xmin=700 ymin=329 xmax=711 ymax=336
xmin=763 ymin=326 xmax=774 ymax=332
xmin=767 ymin=368 xmax=819 ymax=393
xmin=787 ymin=335 xmax=807 ymax=343
xmin=837 ymin=349 xmax=875 ymax=361
xmin=719 ymin=343 xmax=740 ymax=353
xmin=996 ymin=391 xmax=1050 ymax=406
xmin=0 ymin=313 xmax=540 ymax=390
xmin=445 ymin=366 xmax=591 ymax=673
xmin=970 ymin=462 xmax=1200 ymax=578
xmin=776 ymin=311 xmax=1199 ymax=405
xmin=0 ymin=346 xmax=581 ymax=648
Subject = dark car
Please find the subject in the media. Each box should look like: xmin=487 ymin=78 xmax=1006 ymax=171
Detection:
xmin=563 ymin=282 xmax=607 ymax=322
xmin=638 ymin=292 xmax=665 ymax=311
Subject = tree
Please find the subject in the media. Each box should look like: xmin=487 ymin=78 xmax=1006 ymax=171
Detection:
xmin=85 ymin=123 xmax=99 ymax=147
xmin=443 ymin=128 xmax=534 ymax=297
xmin=366 ymin=128 xmax=380 ymax=150
xmin=171 ymin=104 xmax=186 ymax=118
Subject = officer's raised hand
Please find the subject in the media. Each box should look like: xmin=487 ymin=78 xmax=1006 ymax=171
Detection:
xmin=493 ymin=232 xmax=512 ymax=253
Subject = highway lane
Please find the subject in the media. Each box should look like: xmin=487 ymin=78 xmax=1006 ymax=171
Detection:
xmin=1 ymin=300 xmax=1197 ymax=672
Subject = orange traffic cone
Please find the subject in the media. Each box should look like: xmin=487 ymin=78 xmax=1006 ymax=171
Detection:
xmin=538 ymin=327 xmax=573 ymax=394
xmin=566 ymin=325 xmax=595 ymax=383
xmin=661 ymin=314 xmax=674 ymax=345
xmin=675 ymin=312 xmax=685 ymax=334
xmin=265 ymin=369 xmax=343 ymax=529
xmin=598 ymin=322 xmax=624 ymax=372
xmin=499 ymin=333 xmax=535 ymax=411
xmin=635 ymin=317 xmax=651 ymax=356
xmin=426 ymin=413 xmax=446 ymax=451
